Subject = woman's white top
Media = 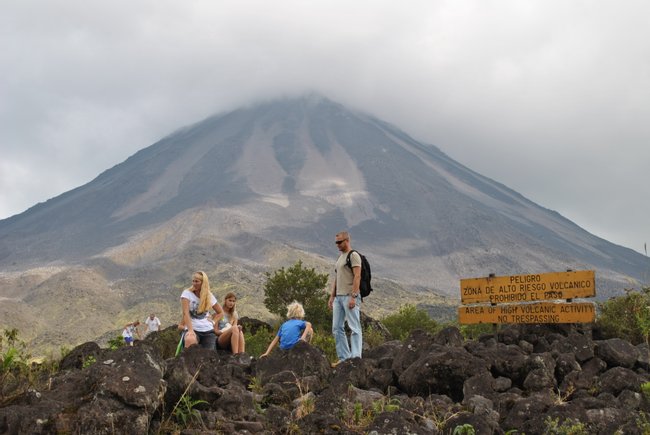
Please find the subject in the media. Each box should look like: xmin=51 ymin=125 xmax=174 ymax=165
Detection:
xmin=181 ymin=289 xmax=217 ymax=332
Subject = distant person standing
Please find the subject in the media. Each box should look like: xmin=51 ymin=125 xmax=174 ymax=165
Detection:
xmin=144 ymin=313 xmax=161 ymax=337
xmin=180 ymin=271 xmax=224 ymax=350
xmin=328 ymin=231 xmax=362 ymax=365
xmin=122 ymin=321 xmax=141 ymax=346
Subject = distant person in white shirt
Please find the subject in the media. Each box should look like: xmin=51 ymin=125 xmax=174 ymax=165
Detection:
xmin=122 ymin=321 xmax=141 ymax=346
xmin=144 ymin=313 xmax=161 ymax=337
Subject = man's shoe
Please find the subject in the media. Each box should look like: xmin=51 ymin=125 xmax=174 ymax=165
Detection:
xmin=331 ymin=360 xmax=343 ymax=368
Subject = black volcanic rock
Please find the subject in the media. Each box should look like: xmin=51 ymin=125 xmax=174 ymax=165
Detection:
xmin=3 ymin=323 xmax=650 ymax=434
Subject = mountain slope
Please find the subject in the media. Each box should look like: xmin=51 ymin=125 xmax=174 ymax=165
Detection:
xmin=0 ymin=95 xmax=646 ymax=297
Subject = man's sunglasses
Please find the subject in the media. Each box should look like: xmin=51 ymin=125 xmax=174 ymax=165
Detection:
xmin=335 ymin=239 xmax=348 ymax=245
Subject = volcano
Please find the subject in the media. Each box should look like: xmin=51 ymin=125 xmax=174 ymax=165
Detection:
xmin=1 ymin=95 xmax=646 ymax=298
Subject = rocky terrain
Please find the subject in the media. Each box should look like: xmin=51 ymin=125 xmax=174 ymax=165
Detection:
xmin=2 ymin=321 xmax=649 ymax=434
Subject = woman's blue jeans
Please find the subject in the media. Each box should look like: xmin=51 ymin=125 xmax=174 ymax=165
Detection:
xmin=195 ymin=330 xmax=216 ymax=350
xmin=332 ymin=295 xmax=362 ymax=361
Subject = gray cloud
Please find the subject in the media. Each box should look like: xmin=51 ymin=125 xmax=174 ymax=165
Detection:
xmin=1 ymin=0 xmax=648 ymax=253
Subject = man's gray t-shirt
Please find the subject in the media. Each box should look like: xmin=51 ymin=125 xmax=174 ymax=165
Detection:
xmin=335 ymin=251 xmax=361 ymax=296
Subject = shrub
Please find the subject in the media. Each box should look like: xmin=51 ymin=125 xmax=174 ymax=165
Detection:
xmin=543 ymin=416 xmax=587 ymax=435
xmin=596 ymin=287 xmax=650 ymax=345
xmin=363 ymin=326 xmax=386 ymax=348
xmin=174 ymin=395 xmax=207 ymax=427
xmin=244 ymin=329 xmax=276 ymax=357
xmin=453 ymin=424 xmax=476 ymax=435
xmin=161 ymin=365 xmax=205 ymax=432
xmin=1 ymin=329 xmax=32 ymax=401
xmin=459 ymin=323 xmax=495 ymax=340
xmin=311 ymin=332 xmax=337 ymax=363
xmin=263 ymin=261 xmax=330 ymax=331
xmin=637 ymin=411 xmax=650 ymax=434
xmin=82 ymin=355 xmax=97 ymax=369
xmin=641 ymin=382 xmax=650 ymax=401
xmin=59 ymin=345 xmax=72 ymax=359
xmin=303 ymin=293 xmax=332 ymax=333
xmin=108 ymin=335 xmax=126 ymax=350
xmin=381 ymin=304 xmax=439 ymax=341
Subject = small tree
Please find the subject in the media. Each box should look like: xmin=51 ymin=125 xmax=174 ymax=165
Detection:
xmin=263 ymin=261 xmax=330 ymax=330
xmin=381 ymin=304 xmax=439 ymax=341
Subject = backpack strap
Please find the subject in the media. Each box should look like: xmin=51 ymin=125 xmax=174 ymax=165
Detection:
xmin=345 ymin=250 xmax=358 ymax=270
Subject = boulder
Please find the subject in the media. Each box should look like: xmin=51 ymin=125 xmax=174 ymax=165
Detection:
xmin=329 ymin=357 xmax=371 ymax=390
xmin=637 ymin=343 xmax=650 ymax=371
xmin=598 ymin=367 xmax=643 ymax=396
xmin=595 ymin=338 xmax=639 ymax=368
xmin=433 ymin=326 xmax=464 ymax=347
xmin=463 ymin=374 xmax=496 ymax=403
xmin=398 ymin=346 xmax=488 ymax=401
xmin=0 ymin=343 xmax=166 ymax=435
xmin=445 ymin=410 xmax=500 ymax=435
xmin=466 ymin=394 xmax=499 ymax=425
xmin=523 ymin=352 xmax=556 ymax=392
xmin=255 ymin=340 xmax=331 ymax=388
xmin=59 ymin=341 xmax=103 ymax=371
xmin=489 ymin=344 xmax=530 ymax=386
xmin=367 ymin=409 xmax=438 ymax=434
xmin=501 ymin=391 xmax=554 ymax=432
xmin=361 ymin=311 xmax=392 ymax=340
xmin=164 ymin=346 xmax=258 ymax=422
xmin=364 ymin=340 xmax=402 ymax=370
xmin=143 ymin=325 xmax=183 ymax=359
xmin=551 ymin=332 xmax=594 ymax=363
xmin=238 ymin=316 xmax=272 ymax=335
xmin=585 ymin=407 xmax=631 ymax=434
xmin=391 ymin=329 xmax=439 ymax=377
xmin=555 ymin=352 xmax=581 ymax=384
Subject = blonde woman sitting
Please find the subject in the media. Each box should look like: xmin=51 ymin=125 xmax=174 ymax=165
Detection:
xmin=180 ymin=271 xmax=223 ymax=350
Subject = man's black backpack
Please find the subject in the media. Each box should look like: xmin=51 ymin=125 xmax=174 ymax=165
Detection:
xmin=346 ymin=250 xmax=373 ymax=300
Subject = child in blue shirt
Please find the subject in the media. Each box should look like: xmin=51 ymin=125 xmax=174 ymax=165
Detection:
xmin=261 ymin=301 xmax=313 ymax=357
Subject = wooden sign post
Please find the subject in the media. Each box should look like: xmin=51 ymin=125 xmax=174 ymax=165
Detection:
xmin=458 ymin=270 xmax=596 ymax=324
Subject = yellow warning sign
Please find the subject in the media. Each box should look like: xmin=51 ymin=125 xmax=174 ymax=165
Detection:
xmin=458 ymin=302 xmax=595 ymax=324
xmin=460 ymin=270 xmax=595 ymax=304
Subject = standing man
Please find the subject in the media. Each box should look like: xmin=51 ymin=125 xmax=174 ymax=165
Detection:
xmin=328 ymin=231 xmax=362 ymax=365
xmin=144 ymin=313 xmax=162 ymax=337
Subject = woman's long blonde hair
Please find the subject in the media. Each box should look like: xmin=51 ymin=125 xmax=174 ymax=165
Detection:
xmin=192 ymin=271 xmax=214 ymax=314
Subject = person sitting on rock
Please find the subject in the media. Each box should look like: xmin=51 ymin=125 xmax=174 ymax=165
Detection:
xmin=260 ymin=301 xmax=313 ymax=357
xmin=180 ymin=271 xmax=224 ymax=350
xmin=216 ymin=292 xmax=246 ymax=354
xmin=122 ymin=321 xmax=141 ymax=346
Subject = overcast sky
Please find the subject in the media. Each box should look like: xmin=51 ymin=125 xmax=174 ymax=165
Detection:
xmin=1 ymin=1 xmax=649 ymax=254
